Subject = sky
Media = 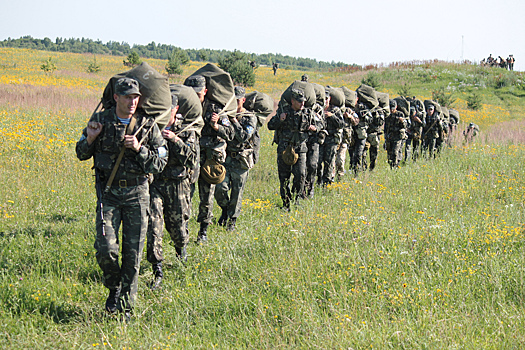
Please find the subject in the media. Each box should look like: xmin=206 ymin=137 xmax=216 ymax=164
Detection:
xmin=1 ymin=0 xmax=524 ymax=71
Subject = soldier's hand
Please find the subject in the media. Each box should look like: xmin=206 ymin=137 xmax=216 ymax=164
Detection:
xmin=210 ymin=112 xmax=220 ymax=131
xmin=162 ymin=129 xmax=180 ymax=143
xmin=325 ymin=112 xmax=333 ymax=118
xmin=124 ymin=135 xmax=141 ymax=152
xmin=308 ymin=125 xmax=316 ymax=132
xmin=280 ymin=112 xmax=287 ymax=121
xmin=86 ymin=121 xmax=103 ymax=145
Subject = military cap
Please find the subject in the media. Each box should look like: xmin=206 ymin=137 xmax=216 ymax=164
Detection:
xmin=185 ymin=75 xmax=206 ymax=92
xmin=290 ymin=88 xmax=306 ymax=102
xmin=234 ymin=86 xmax=246 ymax=99
xmin=115 ymin=77 xmax=141 ymax=96
xmin=389 ymin=99 xmax=397 ymax=108
xmin=427 ymin=104 xmax=435 ymax=110
xmin=171 ymin=93 xmax=179 ymax=109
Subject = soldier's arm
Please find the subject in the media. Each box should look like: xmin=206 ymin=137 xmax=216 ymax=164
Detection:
xmin=267 ymin=113 xmax=283 ymax=131
xmin=135 ymin=123 xmax=168 ymax=174
xmin=170 ymin=131 xmax=199 ymax=169
xmin=233 ymin=114 xmax=257 ymax=144
xmin=76 ymin=127 xmax=96 ymax=161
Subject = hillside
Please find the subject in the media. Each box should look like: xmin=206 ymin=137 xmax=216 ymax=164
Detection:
xmin=0 ymin=48 xmax=524 ymax=349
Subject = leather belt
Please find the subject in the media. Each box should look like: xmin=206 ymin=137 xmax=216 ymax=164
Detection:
xmin=112 ymin=176 xmax=148 ymax=188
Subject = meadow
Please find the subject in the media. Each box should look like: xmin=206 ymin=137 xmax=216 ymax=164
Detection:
xmin=0 ymin=48 xmax=524 ymax=349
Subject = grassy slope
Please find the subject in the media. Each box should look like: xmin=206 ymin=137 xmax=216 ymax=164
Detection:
xmin=0 ymin=48 xmax=524 ymax=349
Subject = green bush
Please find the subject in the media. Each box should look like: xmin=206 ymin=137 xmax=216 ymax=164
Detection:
xmin=466 ymin=91 xmax=483 ymax=110
xmin=431 ymin=86 xmax=456 ymax=107
xmin=40 ymin=57 xmax=56 ymax=73
xmin=361 ymin=70 xmax=382 ymax=89
xmin=86 ymin=55 xmax=100 ymax=73
xmin=219 ymin=50 xmax=255 ymax=87
xmin=123 ymin=51 xmax=141 ymax=67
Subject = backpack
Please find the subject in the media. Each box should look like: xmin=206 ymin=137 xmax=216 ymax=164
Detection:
xmin=280 ymin=80 xmax=316 ymax=108
xmin=169 ymin=84 xmax=205 ymax=136
xmin=341 ymin=86 xmax=357 ymax=108
xmin=326 ymin=86 xmax=345 ymax=108
xmin=394 ymin=96 xmax=410 ymax=117
xmin=102 ymin=62 xmax=171 ymax=130
xmin=376 ymin=92 xmax=390 ymax=116
xmin=356 ymin=84 xmax=379 ymax=109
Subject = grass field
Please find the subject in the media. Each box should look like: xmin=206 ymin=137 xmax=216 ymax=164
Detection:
xmin=0 ymin=48 xmax=524 ymax=349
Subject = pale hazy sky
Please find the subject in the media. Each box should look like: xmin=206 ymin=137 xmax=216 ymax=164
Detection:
xmin=1 ymin=0 xmax=524 ymax=70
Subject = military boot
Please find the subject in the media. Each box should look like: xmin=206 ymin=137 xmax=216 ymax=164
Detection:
xmin=105 ymin=286 xmax=121 ymax=314
xmin=197 ymin=223 xmax=208 ymax=244
xmin=175 ymin=245 xmax=187 ymax=263
xmin=227 ymin=218 xmax=237 ymax=231
xmin=217 ymin=207 xmax=228 ymax=226
xmin=150 ymin=263 xmax=163 ymax=290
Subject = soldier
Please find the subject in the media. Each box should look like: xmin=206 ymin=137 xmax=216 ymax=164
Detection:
xmin=350 ymin=99 xmax=371 ymax=174
xmin=317 ymin=89 xmax=344 ymax=185
xmin=335 ymin=96 xmax=359 ymax=179
xmin=384 ymin=99 xmax=409 ymax=168
xmin=404 ymin=106 xmax=425 ymax=162
xmin=76 ymin=77 xmax=168 ymax=319
xmin=268 ymin=88 xmax=315 ymax=210
xmin=304 ymin=90 xmax=326 ymax=198
xmin=147 ymin=93 xmax=200 ymax=289
xmin=185 ymin=75 xmax=235 ymax=243
xmin=301 ymin=74 xmax=309 ymax=82
xmin=361 ymin=107 xmax=384 ymax=171
xmin=273 ymin=63 xmax=279 ymax=76
xmin=463 ymin=122 xmax=480 ymax=144
xmin=508 ymin=55 xmax=515 ymax=71
xmin=215 ymin=86 xmax=258 ymax=231
xmin=422 ymin=103 xmax=443 ymax=159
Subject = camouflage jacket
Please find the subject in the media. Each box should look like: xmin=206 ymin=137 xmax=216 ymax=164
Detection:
xmin=199 ymin=99 xmax=235 ymax=149
xmin=323 ymin=105 xmax=344 ymax=144
xmin=228 ymin=109 xmax=258 ymax=153
xmin=384 ymin=111 xmax=409 ymax=141
xmin=155 ymin=127 xmax=199 ymax=180
xmin=267 ymin=104 xmax=314 ymax=153
xmin=423 ymin=113 xmax=443 ymax=139
xmin=76 ymin=108 xmax=168 ymax=182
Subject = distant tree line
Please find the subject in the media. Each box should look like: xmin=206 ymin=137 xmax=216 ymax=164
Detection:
xmin=0 ymin=36 xmax=354 ymax=71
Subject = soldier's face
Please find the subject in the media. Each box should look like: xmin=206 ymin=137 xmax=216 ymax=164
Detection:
xmin=196 ymin=88 xmax=207 ymax=103
xmin=291 ymin=98 xmax=304 ymax=111
xmin=427 ymin=108 xmax=434 ymax=116
xmin=114 ymin=93 xmax=140 ymax=118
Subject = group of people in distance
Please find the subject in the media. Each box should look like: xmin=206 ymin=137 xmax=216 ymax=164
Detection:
xmin=481 ymin=54 xmax=515 ymax=70
xmin=267 ymin=74 xmax=467 ymax=211
xmin=76 ymin=64 xmax=271 ymax=320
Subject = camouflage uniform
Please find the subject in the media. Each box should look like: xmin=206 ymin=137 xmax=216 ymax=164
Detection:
xmin=268 ymin=102 xmax=313 ymax=209
xmin=305 ymin=103 xmax=325 ymax=198
xmin=147 ymin=126 xmax=198 ymax=266
xmin=317 ymin=105 xmax=344 ymax=185
xmin=215 ymin=109 xmax=258 ymax=226
xmin=361 ymin=109 xmax=385 ymax=171
xmin=76 ymin=107 xmax=167 ymax=311
xmin=384 ymin=110 xmax=409 ymax=168
xmin=350 ymin=102 xmax=372 ymax=174
xmin=404 ymin=109 xmax=425 ymax=162
xmin=422 ymin=109 xmax=443 ymax=159
xmin=197 ymin=101 xmax=235 ymax=226
xmin=335 ymin=107 xmax=356 ymax=178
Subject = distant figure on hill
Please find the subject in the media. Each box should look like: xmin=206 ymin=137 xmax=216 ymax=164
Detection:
xmin=273 ymin=63 xmax=279 ymax=75
xmin=301 ymin=74 xmax=309 ymax=82
xmin=463 ymin=122 xmax=480 ymax=144
xmin=507 ymin=55 xmax=515 ymax=71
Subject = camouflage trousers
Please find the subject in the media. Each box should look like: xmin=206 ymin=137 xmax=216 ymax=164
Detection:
xmin=362 ymin=132 xmax=380 ymax=171
xmin=335 ymin=143 xmax=348 ymax=178
xmin=277 ymin=151 xmax=307 ymax=208
xmin=423 ymin=136 xmax=438 ymax=159
xmin=147 ymin=177 xmax=191 ymax=265
xmin=95 ymin=182 xmax=149 ymax=310
xmin=197 ymin=148 xmax=219 ymax=225
xmin=351 ymin=135 xmax=367 ymax=173
xmin=215 ymin=156 xmax=250 ymax=219
xmin=317 ymin=141 xmax=338 ymax=185
xmin=404 ymin=136 xmax=421 ymax=162
xmin=386 ymin=138 xmax=404 ymax=168
xmin=305 ymin=141 xmax=319 ymax=198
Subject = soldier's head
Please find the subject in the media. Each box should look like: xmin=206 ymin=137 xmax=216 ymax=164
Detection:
xmin=324 ymin=88 xmax=331 ymax=108
xmin=168 ymin=93 xmax=180 ymax=127
xmin=290 ymin=88 xmax=306 ymax=111
xmin=113 ymin=77 xmax=141 ymax=118
xmin=234 ymin=86 xmax=246 ymax=112
xmin=426 ymin=104 xmax=435 ymax=117
xmin=301 ymin=74 xmax=309 ymax=82
xmin=389 ymin=99 xmax=397 ymax=114
xmin=185 ymin=75 xmax=207 ymax=103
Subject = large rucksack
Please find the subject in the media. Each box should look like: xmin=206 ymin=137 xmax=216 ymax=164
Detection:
xmin=341 ymin=86 xmax=357 ymax=108
xmin=448 ymin=109 xmax=460 ymax=124
xmin=393 ymin=96 xmax=411 ymax=117
xmin=169 ymin=84 xmax=205 ymax=136
xmin=356 ymin=84 xmax=379 ymax=109
xmin=280 ymin=80 xmax=316 ymax=108
xmin=311 ymin=83 xmax=327 ymax=106
xmin=326 ymin=86 xmax=345 ymax=108
xmin=185 ymin=63 xmax=237 ymax=117
xmin=244 ymin=91 xmax=275 ymax=127
xmin=101 ymin=62 xmax=172 ymax=130
xmin=376 ymin=92 xmax=390 ymax=116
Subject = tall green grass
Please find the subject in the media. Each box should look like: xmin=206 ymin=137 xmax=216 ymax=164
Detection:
xmin=0 ymin=51 xmax=524 ymax=349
